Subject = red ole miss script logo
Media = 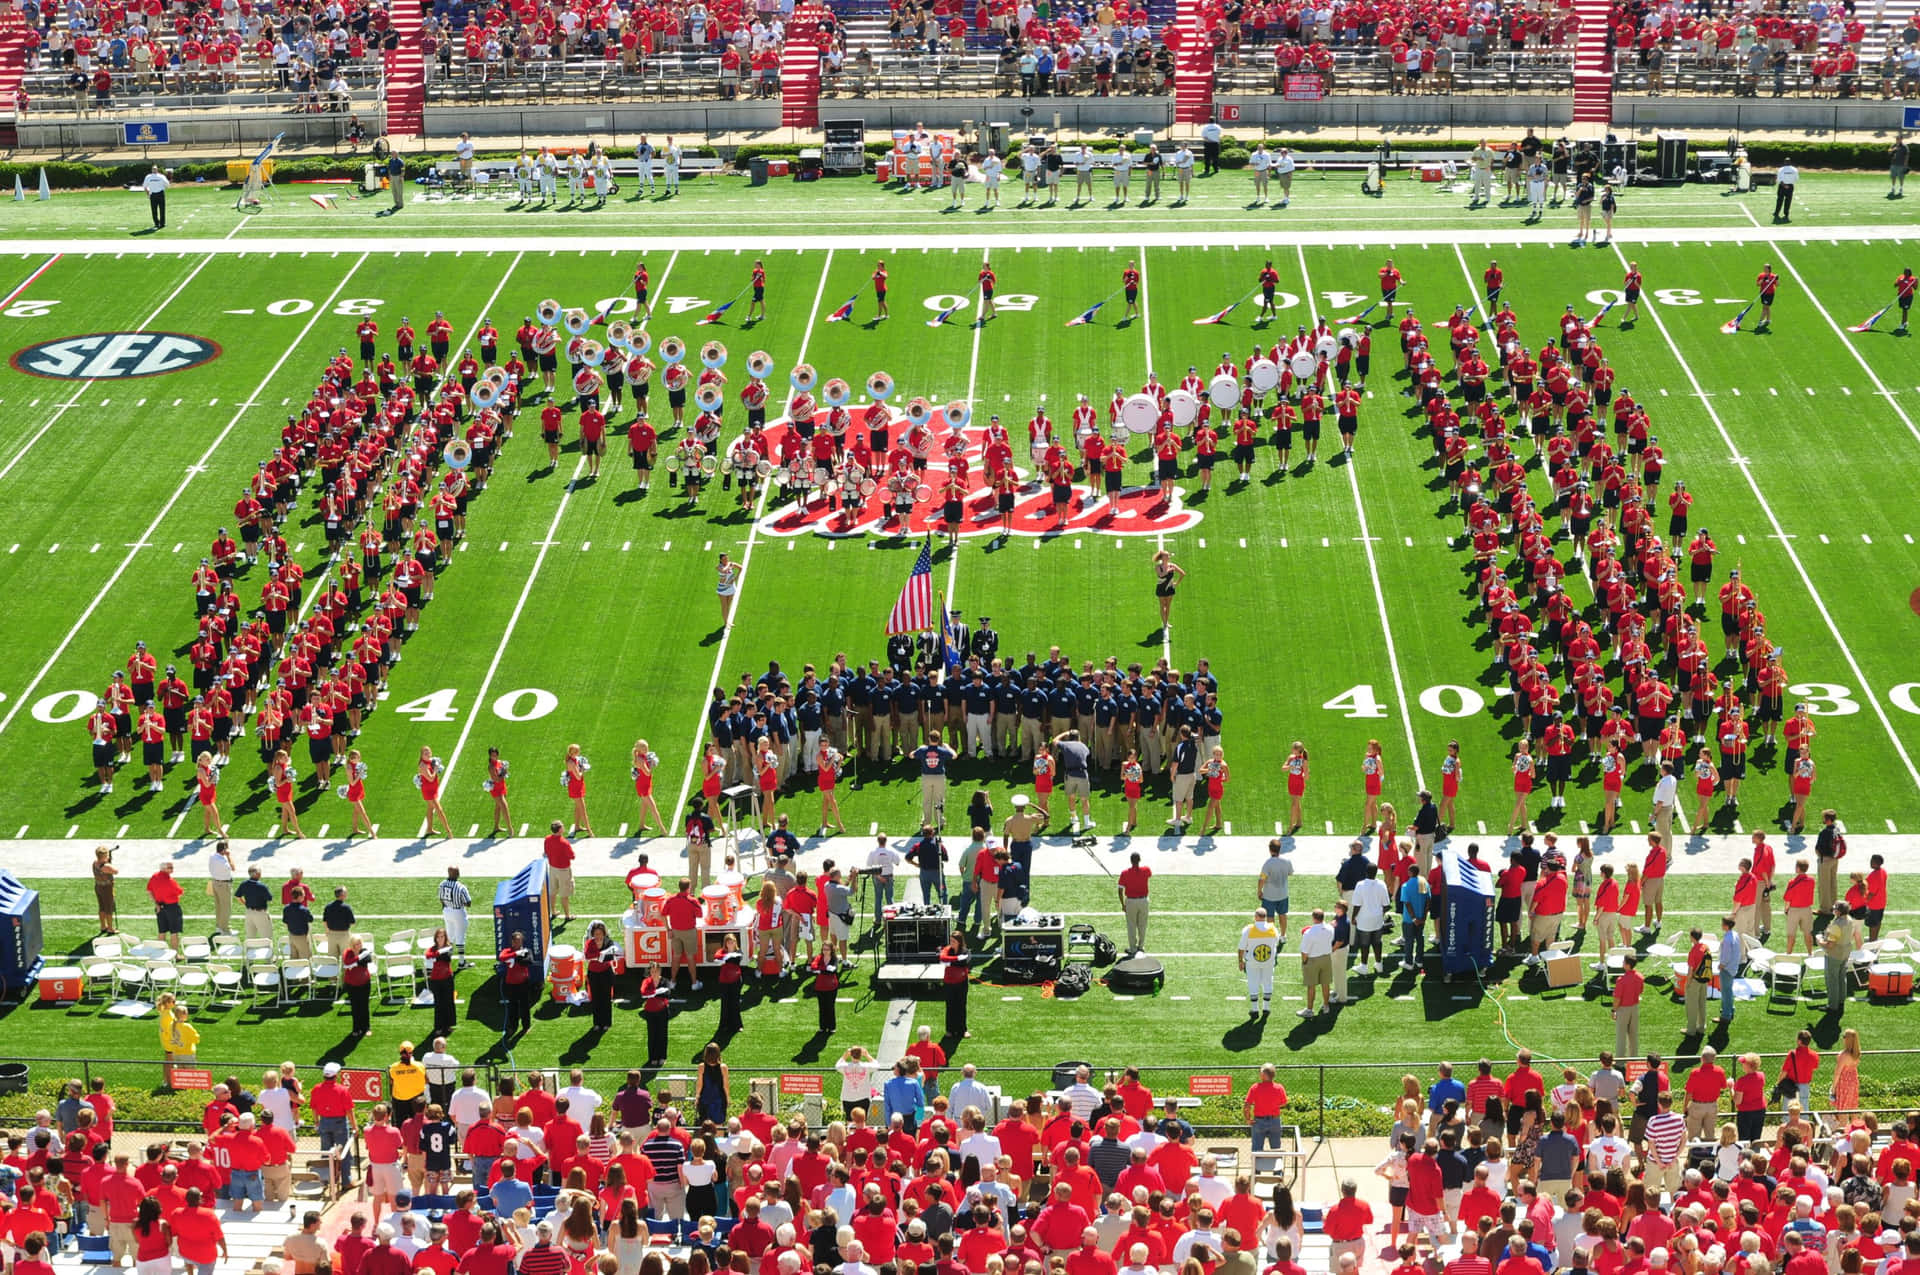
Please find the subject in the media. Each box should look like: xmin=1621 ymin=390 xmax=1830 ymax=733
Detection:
xmin=754 ymin=420 xmax=1203 ymax=540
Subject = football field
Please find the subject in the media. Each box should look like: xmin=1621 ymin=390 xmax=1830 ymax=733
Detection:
xmin=1 ymin=178 xmax=1918 ymax=840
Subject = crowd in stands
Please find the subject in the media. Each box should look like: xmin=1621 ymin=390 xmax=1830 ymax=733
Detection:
xmin=6 ymin=1045 xmax=1920 ymax=1275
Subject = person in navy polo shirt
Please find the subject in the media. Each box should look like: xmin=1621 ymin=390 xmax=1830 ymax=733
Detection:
xmin=912 ymin=732 xmax=956 ymax=828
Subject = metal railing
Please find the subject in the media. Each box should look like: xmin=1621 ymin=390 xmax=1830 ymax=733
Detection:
xmin=8 ymin=1050 xmax=1919 ymax=1140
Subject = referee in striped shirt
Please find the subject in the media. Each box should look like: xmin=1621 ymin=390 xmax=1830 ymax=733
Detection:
xmin=438 ymin=867 xmax=472 ymax=962
xmin=643 ymin=1118 xmax=689 ymax=1220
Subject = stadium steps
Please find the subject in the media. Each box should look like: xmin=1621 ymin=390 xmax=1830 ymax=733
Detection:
xmin=0 ymin=5 xmax=30 ymax=149
xmin=1861 ymin=0 xmax=1920 ymax=69
xmin=383 ymin=0 xmax=428 ymax=138
xmin=1170 ymin=0 xmax=1216 ymax=124
xmin=781 ymin=2 xmax=833 ymax=129
xmin=1570 ymin=0 xmax=1613 ymax=126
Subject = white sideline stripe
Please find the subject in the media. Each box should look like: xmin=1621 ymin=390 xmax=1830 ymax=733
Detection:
xmin=945 ymin=247 xmax=987 ymax=613
xmin=440 ymin=250 xmax=662 ymax=794
xmin=1608 ymin=241 xmax=1920 ymax=797
xmin=0 ymin=253 xmax=373 ymax=740
xmin=670 ymin=250 xmax=838 ymax=819
xmin=0 ymin=253 xmax=218 ymax=485
xmin=1766 ymin=248 xmax=1920 ymax=449
xmin=1297 ymin=245 xmax=1424 ymax=790
xmin=5 ymin=225 xmax=1910 ymax=258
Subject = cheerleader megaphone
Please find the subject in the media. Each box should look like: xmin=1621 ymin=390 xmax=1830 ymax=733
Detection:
xmin=659 ymin=335 xmax=686 ymax=365
xmin=822 ymin=377 xmax=851 ymax=408
xmin=701 ymin=340 xmax=728 ymax=370
xmin=563 ymin=308 xmax=592 ymax=336
xmin=746 ymin=350 xmax=774 ymax=379
xmin=536 ymin=298 xmax=562 ymax=326
xmin=790 ymin=363 xmax=818 ymax=393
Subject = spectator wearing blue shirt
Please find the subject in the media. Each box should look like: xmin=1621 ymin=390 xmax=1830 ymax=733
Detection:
xmin=905 ymin=827 xmax=948 ymax=904
xmin=883 ymin=1060 xmax=927 ymax=1132
xmin=488 ymin=1160 xmax=533 ymax=1215
xmin=1397 ymin=866 xmax=1430 ymax=966
xmin=1427 ymin=1062 xmax=1466 ymax=1130
xmin=911 ymin=732 xmax=956 ymax=828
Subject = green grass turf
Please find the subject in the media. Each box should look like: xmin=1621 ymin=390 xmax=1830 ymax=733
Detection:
xmin=3 ymin=236 xmax=1919 ymax=838
xmin=3 ymin=169 xmax=1917 ymax=241
xmin=6 ymin=871 xmax=1919 ymax=1131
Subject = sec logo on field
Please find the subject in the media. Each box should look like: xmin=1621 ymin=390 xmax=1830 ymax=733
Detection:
xmin=11 ymin=331 xmax=221 ymax=380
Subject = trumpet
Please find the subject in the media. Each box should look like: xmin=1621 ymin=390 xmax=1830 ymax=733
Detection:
xmin=607 ymin=319 xmax=634 ymax=351
xmin=701 ymin=340 xmax=728 ymax=370
xmin=822 ymin=377 xmax=851 ymax=408
xmin=659 ymin=335 xmax=686 ymax=365
xmin=563 ymin=308 xmax=593 ymax=336
xmin=746 ymin=349 xmax=774 ymax=379
xmin=790 ymin=363 xmax=818 ymax=393
xmin=866 ymin=370 xmax=895 ymax=400
xmin=536 ymin=298 xmax=562 ymax=326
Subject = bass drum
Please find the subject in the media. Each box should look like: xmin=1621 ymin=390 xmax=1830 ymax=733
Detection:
xmin=1207 ymin=373 xmax=1240 ymax=409
xmin=1167 ymin=389 xmax=1200 ymax=428
xmin=1248 ymin=359 xmax=1280 ymax=393
xmin=1289 ymin=351 xmax=1317 ymax=381
xmin=1119 ymin=393 xmax=1159 ymax=435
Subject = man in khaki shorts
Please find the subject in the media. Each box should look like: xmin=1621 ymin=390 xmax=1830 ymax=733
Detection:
xmin=542 ymin=821 xmax=576 ymax=921
xmin=102 ymin=1154 xmax=148 ymax=1264
xmin=661 ymin=879 xmax=705 ymax=991
xmin=1296 ymin=908 xmax=1335 ymax=1018
xmin=1168 ymin=726 xmax=1198 ymax=829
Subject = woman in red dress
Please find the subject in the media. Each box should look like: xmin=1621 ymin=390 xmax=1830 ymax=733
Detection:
xmin=816 ymin=741 xmax=846 ymax=834
xmin=700 ymin=741 xmax=727 ymax=830
xmin=1508 ymin=740 xmax=1535 ymax=834
xmin=1437 ymin=739 xmax=1461 ymax=832
xmin=1599 ymin=741 xmax=1624 ymax=834
xmin=342 ymin=747 xmax=373 ymax=838
xmin=1285 ymin=740 xmax=1309 ymax=833
xmin=1120 ymin=748 xmax=1143 ymax=832
xmin=1031 ymin=749 xmax=1055 ymax=823
xmin=754 ymin=736 xmax=779 ymax=831
xmin=195 ymin=750 xmax=223 ymax=837
xmin=271 ymin=748 xmax=304 ymax=839
xmin=631 ymin=738 xmax=664 ymax=834
xmin=564 ymin=742 xmax=593 ymax=837
xmin=1361 ymin=738 xmax=1384 ymax=833
xmin=1788 ymin=751 xmax=1815 ymax=833
xmin=1199 ymin=745 xmax=1229 ymax=835
xmin=418 ymin=744 xmax=452 ymax=838
xmin=1690 ymin=745 xmax=1720 ymax=833
xmin=484 ymin=747 xmax=512 ymax=837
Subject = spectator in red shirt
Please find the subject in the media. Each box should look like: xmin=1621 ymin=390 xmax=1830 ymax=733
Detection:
xmin=541 ymin=821 xmax=576 ymax=922
xmin=170 ymin=1188 xmax=229 ymax=1273
xmin=906 ymin=1026 xmax=947 ymax=1092
xmin=1322 ymin=1179 xmax=1374 ymax=1268
xmin=1445 ymin=1233 xmax=1495 ymax=1275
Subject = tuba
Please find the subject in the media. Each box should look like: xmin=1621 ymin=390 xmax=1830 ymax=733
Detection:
xmin=700 ymin=340 xmax=728 ymax=370
xmin=563 ymin=307 xmax=592 ymax=336
xmin=746 ymin=349 xmax=774 ymax=379
xmin=606 ymin=320 xmax=634 ymax=351
xmin=443 ymin=439 xmax=473 ymax=469
xmin=790 ymin=363 xmax=818 ymax=393
xmin=536 ymin=298 xmax=562 ymax=326
xmin=822 ymin=377 xmax=851 ymax=408
xmin=658 ymin=335 xmax=687 ymax=366
xmin=866 ymin=370 xmax=895 ymax=400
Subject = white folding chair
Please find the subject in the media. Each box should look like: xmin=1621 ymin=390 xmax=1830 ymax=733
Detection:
xmin=90 ymin=936 xmax=126 ymax=960
xmin=1768 ymin=959 xmax=1803 ymax=1000
xmin=243 ymin=938 xmax=276 ymax=964
xmin=176 ymin=964 xmax=214 ymax=1005
xmin=381 ymin=956 xmax=419 ymax=1004
xmin=1847 ymin=951 xmax=1874 ymax=993
xmin=281 ymin=959 xmax=315 ymax=1001
xmin=312 ymin=953 xmax=343 ymax=999
xmin=1603 ymin=945 xmax=1636 ymax=990
xmin=382 ymin=929 xmax=418 ymax=958
xmin=180 ymin=936 xmax=213 ymax=962
xmin=207 ymin=962 xmax=247 ymax=1006
xmin=113 ymin=960 xmax=150 ymax=1001
xmin=248 ymin=961 xmax=283 ymax=1006
xmin=1801 ymin=954 xmax=1828 ymax=998
xmin=211 ymin=933 xmax=245 ymax=960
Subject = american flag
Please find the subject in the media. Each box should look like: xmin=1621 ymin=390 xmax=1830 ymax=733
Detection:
xmin=885 ymin=539 xmax=934 ymax=636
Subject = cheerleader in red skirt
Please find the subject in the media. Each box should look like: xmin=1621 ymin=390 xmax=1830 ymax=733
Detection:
xmin=631 ymin=738 xmax=665 ymax=834
xmin=816 ymin=741 xmax=847 ymax=835
xmin=418 ymin=745 xmax=453 ymax=839
xmin=195 ymin=750 xmax=223 ymax=837
xmin=1285 ymin=740 xmax=1309 ymax=834
xmin=342 ymin=747 xmax=373 ymax=837
xmin=271 ymin=748 xmax=304 ymax=839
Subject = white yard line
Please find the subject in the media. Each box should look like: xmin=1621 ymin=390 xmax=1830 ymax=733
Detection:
xmin=1294 ymin=245 xmax=1425 ymax=791
xmin=667 ymin=250 xmax=838 ymax=819
xmin=1607 ymin=241 xmax=1920 ymax=796
xmin=1137 ymin=243 xmax=1156 ymax=377
xmin=944 ymin=250 xmax=987 ymax=608
xmin=0 ymin=252 xmax=373 ymax=740
xmin=0 ymin=253 xmax=218 ymax=485
xmin=1763 ymin=247 xmax=1920 ymax=449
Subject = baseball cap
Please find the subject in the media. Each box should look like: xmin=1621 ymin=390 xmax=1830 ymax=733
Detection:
xmin=323 ymin=1062 xmax=342 ymax=1077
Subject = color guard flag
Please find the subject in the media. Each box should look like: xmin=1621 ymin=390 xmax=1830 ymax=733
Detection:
xmin=926 ymin=299 xmax=964 ymax=328
xmin=1848 ymin=302 xmax=1892 ymax=333
xmin=695 ymin=300 xmax=736 ymax=326
xmin=825 ymin=294 xmax=858 ymax=323
xmin=589 ymin=301 xmax=617 ymax=327
xmin=885 ymin=538 xmax=935 ymax=636
xmin=1065 ymin=291 xmax=1117 ymax=327
xmin=1193 ymin=287 xmax=1258 ymax=326
xmin=1588 ymin=299 xmax=1617 ymax=328
xmin=1720 ymin=296 xmax=1758 ymax=335
xmin=1336 ymin=298 xmax=1381 ymax=325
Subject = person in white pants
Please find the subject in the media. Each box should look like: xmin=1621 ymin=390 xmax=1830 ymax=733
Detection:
xmin=566 ymin=154 xmax=586 ymax=204
xmin=1249 ymin=144 xmax=1271 ymax=203
xmin=537 ymin=151 xmax=557 ymax=204
xmin=516 ymin=152 xmax=535 ymax=200
xmin=1073 ymin=146 xmax=1094 ymax=204
xmin=665 ymin=140 xmax=683 ymax=194
xmin=634 ymin=138 xmax=656 ymax=196
xmin=438 ymin=867 xmax=471 ymax=960
xmin=1111 ymin=148 xmax=1132 ymax=204
xmin=1238 ymin=909 xmax=1280 ymax=1016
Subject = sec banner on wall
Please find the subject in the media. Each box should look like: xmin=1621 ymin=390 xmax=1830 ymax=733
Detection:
xmin=125 ymin=121 xmax=171 ymax=146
